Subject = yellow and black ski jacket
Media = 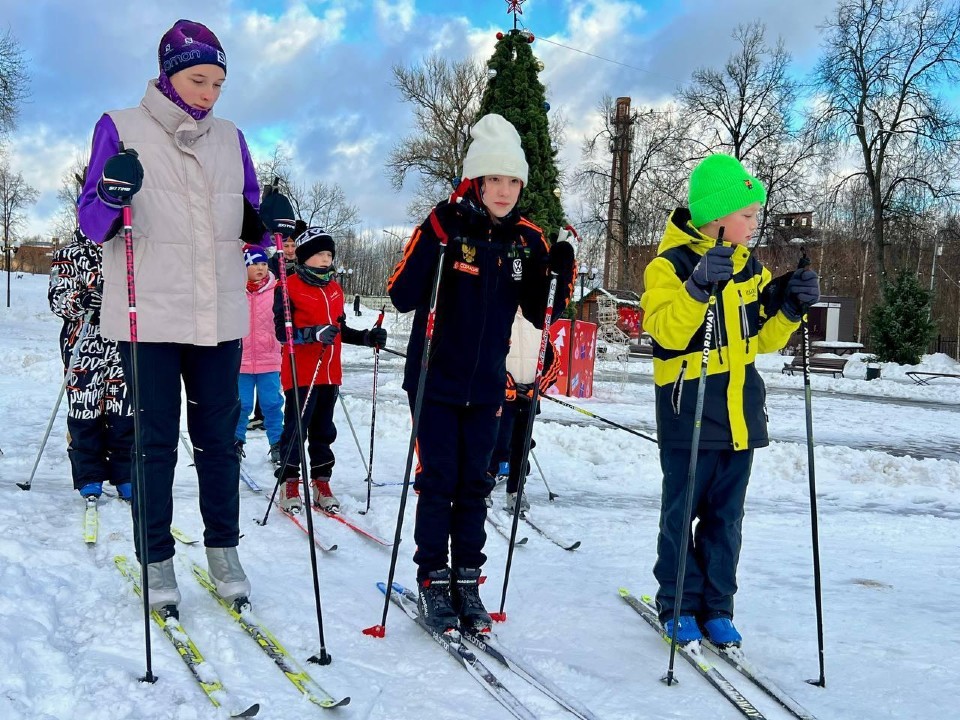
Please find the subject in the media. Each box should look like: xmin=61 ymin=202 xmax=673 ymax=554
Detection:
xmin=640 ymin=209 xmax=798 ymax=451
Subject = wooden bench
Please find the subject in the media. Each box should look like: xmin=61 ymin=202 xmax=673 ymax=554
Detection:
xmin=905 ymin=371 xmax=960 ymax=386
xmin=781 ymin=355 xmax=848 ymax=379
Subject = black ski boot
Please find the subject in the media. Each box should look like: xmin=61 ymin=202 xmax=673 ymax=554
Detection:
xmin=417 ymin=568 xmax=459 ymax=634
xmin=452 ymin=567 xmax=492 ymax=634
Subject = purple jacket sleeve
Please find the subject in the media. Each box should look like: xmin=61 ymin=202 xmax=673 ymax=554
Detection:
xmin=77 ymin=114 xmax=122 ymax=245
xmin=237 ymin=129 xmax=273 ymax=251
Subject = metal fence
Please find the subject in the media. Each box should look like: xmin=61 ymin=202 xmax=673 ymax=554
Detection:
xmin=929 ymin=334 xmax=958 ymax=360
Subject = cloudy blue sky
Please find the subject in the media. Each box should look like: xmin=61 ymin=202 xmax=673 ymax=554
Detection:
xmin=3 ymin=0 xmax=842 ymax=237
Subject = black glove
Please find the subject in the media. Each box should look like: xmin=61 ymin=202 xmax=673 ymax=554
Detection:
xmin=686 ymin=245 xmax=736 ymax=302
xmin=98 ymin=149 xmax=143 ymax=206
xmin=363 ymin=327 xmax=387 ymax=348
xmin=548 ymin=240 xmax=575 ymax=275
xmin=80 ymin=290 xmax=102 ymax=312
xmin=259 ymin=190 xmax=297 ymax=238
xmin=782 ymin=268 xmax=820 ymax=321
xmin=303 ymin=324 xmax=340 ymax=345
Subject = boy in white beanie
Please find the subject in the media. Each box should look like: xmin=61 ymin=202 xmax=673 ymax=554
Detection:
xmin=388 ymin=113 xmax=575 ymax=634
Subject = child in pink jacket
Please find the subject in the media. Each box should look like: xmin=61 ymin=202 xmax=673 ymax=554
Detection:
xmin=236 ymin=246 xmax=284 ymax=464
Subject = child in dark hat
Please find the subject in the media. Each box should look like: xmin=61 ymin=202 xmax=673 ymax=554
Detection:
xmin=640 ymin=153 xmax=820 ymax=647
xmin=273 ymin=227 xmax=387 ymax=514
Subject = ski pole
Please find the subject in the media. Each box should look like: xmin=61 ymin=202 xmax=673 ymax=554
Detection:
xmin=664 ymin=229 xmax=724 ymax=687
xmin=492 ymin=270 xmax=559 ymax=623
xmin=271 ymin=218 xmax=333 ymax=665
xmin=364 ymin=211 xmax=453 ymax=638
xmin=116 ymin=172 xmax=156 ymax=684
xmin=336 ymin=392 xmax=369 ymax=475
xmin=258 ymin=345 xmax=327 ymax=526
xmin=798 ymin=251 xmax=826 ymax=688
xmin=383 ymin=343 xmax=658 ymax=445
xmin=538 ymin=394 xmax=658 ymax=444
xmin=360 ymin=306 xmax=386 ymax=516
xmin=17 ymin=312 xmax=95 ymax=491
xmin=529 ymin=449 xmax=558 ymax=501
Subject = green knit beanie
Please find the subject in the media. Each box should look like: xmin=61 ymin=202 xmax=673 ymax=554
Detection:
xmin=688 ymin=154 xmax=766 ymax=228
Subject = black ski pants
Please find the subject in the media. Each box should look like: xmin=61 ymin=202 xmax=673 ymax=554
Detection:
xmin=653 ymin=447 xmax=753 ymax=623
xmin=118 ymin=340 xmax=242 ymax=563
xmin=488 ymin=399 xmax=541 ymax=494
xmin=411 ymin=396 xmax=498 ymax=579
xmin=278 ymin=384 xmax=338 ymax=480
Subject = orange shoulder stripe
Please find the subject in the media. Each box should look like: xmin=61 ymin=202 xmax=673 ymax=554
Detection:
xmin=387 ymin=226 xmax=424 ymax=292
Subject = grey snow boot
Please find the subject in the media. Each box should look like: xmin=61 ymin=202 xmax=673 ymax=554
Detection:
xmin=146 ymin=557 xmax=181 ymax=613
xmin=206 ymin=546 xmax=251 ymax=607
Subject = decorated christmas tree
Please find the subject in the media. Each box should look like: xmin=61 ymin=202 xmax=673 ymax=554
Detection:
xmin=478 ymin=7 xmax=564 ymax=236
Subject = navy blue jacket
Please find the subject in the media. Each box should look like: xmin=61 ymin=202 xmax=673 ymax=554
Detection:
xmin=388 ymin=198 xmax=572 ymax=406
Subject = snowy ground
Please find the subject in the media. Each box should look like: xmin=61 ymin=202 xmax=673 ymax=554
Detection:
xmin=1 ymin=272 xmax=958 ymax=720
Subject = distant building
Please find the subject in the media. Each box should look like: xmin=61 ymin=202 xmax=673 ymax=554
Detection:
xmin=10 ymin=238 xmax=62 ymax=275
xmin=580 ymin=287 xmax=641 ymax=338
xmin=771 ymin=211 xmax=818 ymax=245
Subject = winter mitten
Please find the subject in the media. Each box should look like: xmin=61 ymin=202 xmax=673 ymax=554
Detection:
xmin=363 ymin=327 xmax=387 ymax=348
xmin=98 ymin=149 xmax=143 ymax=207
xmin=686 ymin=245 xmax=736 ymax=302
xmin=548 ymin=240 xmax=575 ymax=275
xmin=259 ymin=191 xmax=296 ymax=238
xmin=782 ymin=268 xmax=821 ymax=321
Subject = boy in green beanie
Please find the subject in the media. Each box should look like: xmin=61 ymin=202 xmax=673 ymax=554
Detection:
xmin=640 ymin=153 xmax=820 ymax=646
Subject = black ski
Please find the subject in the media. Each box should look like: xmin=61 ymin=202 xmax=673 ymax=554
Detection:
xmin=378 ymin=582 xmax=537 ymax=720
xmin=519 ymin=514 xmax=580 ymax=551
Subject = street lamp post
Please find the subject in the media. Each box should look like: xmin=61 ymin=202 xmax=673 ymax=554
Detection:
xmin=347 ymin=268 xmax=354 ymax=295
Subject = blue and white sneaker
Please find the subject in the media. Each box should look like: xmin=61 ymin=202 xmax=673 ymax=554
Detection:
xmin=79 ymin=482 xmax=103 ymax=499
xmin=703 ymin=617 xmax=742 ymax=647
xmin=116 ymin=483 xmax=133 ymax=502
xmin=663 ymin=615 xmax=702 ymax=645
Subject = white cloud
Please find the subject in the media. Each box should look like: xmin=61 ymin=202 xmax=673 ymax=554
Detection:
xmin=375 ymin=0 xmax=416 ymax=33
xmin=233 ymin=2 xmax=347 ymax=70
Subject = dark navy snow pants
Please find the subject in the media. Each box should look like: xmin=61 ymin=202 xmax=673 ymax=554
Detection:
xmin=411 ymin=397 xmax=499 ymax=579
xmin=488 ymin=399 xmax=538 ymax=494
xmin=278 ymin=384 xmax=338 ymax=480
xmin=118 ymin=340 xmax=242 ymax=563
xmin=653 ymin=447 xmax=753 ymax=622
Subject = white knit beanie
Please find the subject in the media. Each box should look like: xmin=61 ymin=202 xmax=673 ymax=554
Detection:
xmin=461 ymin=114 xmax=529 ymax=185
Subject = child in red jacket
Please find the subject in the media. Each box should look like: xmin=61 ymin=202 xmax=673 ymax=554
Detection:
xmin=273 ymin=227 xmax=387 ymax=514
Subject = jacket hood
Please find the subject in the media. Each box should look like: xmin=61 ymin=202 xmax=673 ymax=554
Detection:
xmin=658 ymin=207 xmax=751 ymax=270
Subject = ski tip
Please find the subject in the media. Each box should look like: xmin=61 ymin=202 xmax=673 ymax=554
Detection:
xmin=231 ymin=702 xmax=260 ymax=717
xmin=362 ymin=624 xmax=386 ymax=638
xmin=16 ymin=482 xmax=31 ymax=491
xmin=617 ymin=587 xmax=630 ymax=597
xmin=517 ymin=537 xmax=528 ymax=545
xmin=489 ymin=611 xmax=507 ymax=623
xmin=565 ymin=541 xmax=582 ymax=551
xmin=391 ymin=581 xmax=406 ymax=594
xmin=322 ymin=696 xmax=352 ymax=708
